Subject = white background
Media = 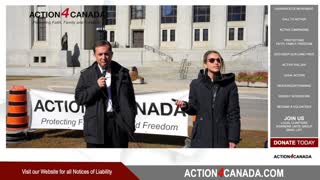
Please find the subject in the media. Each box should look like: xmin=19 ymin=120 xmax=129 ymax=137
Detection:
xmin=1 ymin=0 xmax=320 ymax=166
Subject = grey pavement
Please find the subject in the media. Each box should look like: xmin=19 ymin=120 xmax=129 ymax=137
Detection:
xmin=6 ymin=75 xmax=268 ymax=131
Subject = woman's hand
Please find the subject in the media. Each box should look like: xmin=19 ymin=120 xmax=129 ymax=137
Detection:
xmin=229 ymin=142 xmax=236 ymax=148
xmin=175 ymin=100 xmax=186 ymax=108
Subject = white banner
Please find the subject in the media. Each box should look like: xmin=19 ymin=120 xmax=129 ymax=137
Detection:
xmin=135 ymin=90 xmax=189 ymax=136
xmin=30 ymin=89 xmax=85 ymax=130
xmin=29 ymin=89 xmax=189 ymax=137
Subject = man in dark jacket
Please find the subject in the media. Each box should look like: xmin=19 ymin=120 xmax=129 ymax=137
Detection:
xmin=75 ymin=40 xmax=137 ymax=148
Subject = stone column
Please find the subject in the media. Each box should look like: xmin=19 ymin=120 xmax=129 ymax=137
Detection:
xmin=210 ymin=6 xmax=227 ymax=50
xmin=176 ymin=5 xmax=192 ymax=49
xmin=144 ymin=6 xmax=160 ymax=48
xmin=246 ymin=6 xmax=265 ymax=46
xmin=116 ymin=6 xmax=130 ymax=48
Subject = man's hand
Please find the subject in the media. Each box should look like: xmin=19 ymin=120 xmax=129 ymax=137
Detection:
xmin=229 ymin=142 xmax=236 ymax=148
xmin=97 ymin=77 xmax=106 ymax=88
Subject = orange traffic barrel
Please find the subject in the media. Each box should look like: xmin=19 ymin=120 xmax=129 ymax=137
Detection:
xmin=6 ymin=86 xmax=28 ymax=132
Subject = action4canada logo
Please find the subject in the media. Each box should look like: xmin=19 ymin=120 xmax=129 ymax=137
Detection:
xmin=29 ymin=8 xmax=108 ymax=18
xmin=273 ymin=154 xmax=312 ymax=159
xmin=184 ymin=167 xmax=284 ymax=178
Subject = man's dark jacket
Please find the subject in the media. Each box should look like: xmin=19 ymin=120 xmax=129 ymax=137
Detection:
xmin=75 ymin=61 xmax=137 ymax=144
xmin=182 ymin=69 xmax=241 ymax=148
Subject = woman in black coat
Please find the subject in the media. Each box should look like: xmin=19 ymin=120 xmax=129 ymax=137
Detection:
xmin=176 ymin=50 xmax=240 ymax=148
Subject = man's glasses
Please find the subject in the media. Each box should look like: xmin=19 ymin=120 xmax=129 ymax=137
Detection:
xmin=207 ymin=58 xmax=222 ymax=63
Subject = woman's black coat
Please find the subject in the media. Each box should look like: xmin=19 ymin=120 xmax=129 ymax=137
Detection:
xmin=182 ymin=69 xmax=241 ymax=148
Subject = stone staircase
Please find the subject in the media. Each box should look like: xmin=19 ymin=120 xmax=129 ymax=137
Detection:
xmin=228 ymin=45 xmax=268 ymax=73
xmin=131 ymin=45 xmax=268 ymax=81
xmin=136 ymin=61 xmax=182 ymax=80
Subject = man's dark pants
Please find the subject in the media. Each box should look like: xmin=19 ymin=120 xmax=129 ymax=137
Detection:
xmin=86 ymin=112 xmax=129 ymax=148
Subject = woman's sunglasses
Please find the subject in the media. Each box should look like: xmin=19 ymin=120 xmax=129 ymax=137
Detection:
xmin=207 ymin=58 xmax=222 ymax=63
